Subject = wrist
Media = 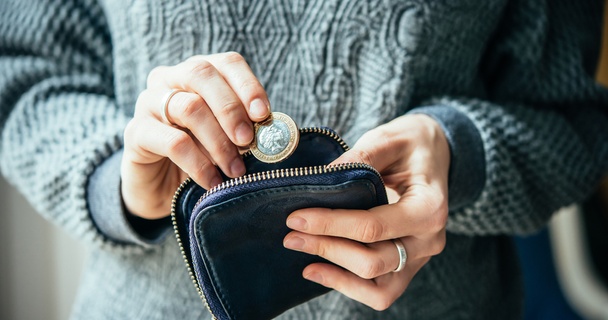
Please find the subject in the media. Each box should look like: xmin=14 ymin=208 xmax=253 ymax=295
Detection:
xmin=406 ymin=105 xmax=486 ymax=210
xmin=88 ymin=149 xmax=171 ymax=245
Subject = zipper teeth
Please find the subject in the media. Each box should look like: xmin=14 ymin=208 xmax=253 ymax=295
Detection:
xmin=195 ymin=162 xmax=379 ymax=209
xmin=170 ymin=178 xmax=217 ymax=320
xmin=172 ymin=127 xmax=361 ymax=319
xmin=199 ymin=126 xmax=353 ymax=209
xmin=241 ymin=127 xmax=349 ymax=159
xmin=300 ymin=127 xmax=350 ymax=151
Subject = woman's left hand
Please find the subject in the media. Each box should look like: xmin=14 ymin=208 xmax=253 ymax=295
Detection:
xmin=283 ymin=114 xmax=451 ymax=310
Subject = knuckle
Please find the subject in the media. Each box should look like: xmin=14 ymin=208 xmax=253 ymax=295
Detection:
xmin=125 ymin=119 xmax=156 ymax=155
xmin=358 ymin=257 xmax=386 ymax=280
xmin=428 ymin=202 xmax=448 ymax=233
xmin=417 ymin=191 xmax=448 ymax=233
xmin=191 ymin=160 xmax=215 ymax=184
xmin=314 ymin=240 xmax=326 ymax=257
xmin=134 ymin=91 xmax=148 ymax=115
xmin=211 ymin=138 xmax=236 ymax=159
xmin=221 ymin=51 xmax=245 ymax=64
xmin=185 ymin=54 xmax=205 ymax=62
xmin=370 ymin=295 xmax=395 ymax=311
xmin=357 ymin=218 xmax=384 ymax=243
xmin=123 ymin=119 xmax=138 ymax=144
xmin=318 ymin=216 xmax=335 ymax=236
xmin=238 ymin=78 xmax=262 ymax=95
xmin=146 ymin=66 xmax=166 ymax=87
xmin=352 ymin=149 xmax=374 ymax=166
xmin=431 ymin=239 xmax=446 ymax=256
xmin=218 ymin=100 xmax=243 ymax=116
xmin=166 ymin=131 xmax=192 ymax=157
xmin=188 ymin=60 xmax=216 ymax=80
xmin=430 ymin=233 xmax=447 ymax=256
xmin=177 ymin=95 xmax=205 ymax=119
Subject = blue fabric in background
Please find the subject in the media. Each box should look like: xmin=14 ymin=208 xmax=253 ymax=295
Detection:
xmin=514 ymin=228 xmax=583 ymax=320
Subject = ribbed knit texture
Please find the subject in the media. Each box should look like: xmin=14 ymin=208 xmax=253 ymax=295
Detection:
xmin=1 ymin=0 xmax=608 ymax=319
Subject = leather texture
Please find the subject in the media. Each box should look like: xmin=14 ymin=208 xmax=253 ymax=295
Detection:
xmin=173 ymin=129 xmax=388 ymax=320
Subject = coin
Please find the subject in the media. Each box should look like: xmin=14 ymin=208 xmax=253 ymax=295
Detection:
xmin=250 ymin=112 xmax=299 ymax=163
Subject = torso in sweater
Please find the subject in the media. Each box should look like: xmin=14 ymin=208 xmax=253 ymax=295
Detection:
xmin=101 ymin=0 xmax=501 ymax=144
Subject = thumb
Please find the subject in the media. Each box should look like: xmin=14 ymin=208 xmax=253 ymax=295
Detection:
xmin=330 ymin=147 xmax=373 ymax=166
xmin=329 ymin=129 xmax=396 ymax=171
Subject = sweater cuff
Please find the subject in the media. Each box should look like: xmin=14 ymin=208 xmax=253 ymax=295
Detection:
xmin=408 ymin=105 xmax=486 ymax=210
xmin=87 ymin=149 xmax=171 ymax=246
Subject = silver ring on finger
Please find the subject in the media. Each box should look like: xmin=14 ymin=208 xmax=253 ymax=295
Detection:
xmin=160 ymin=89 xmax=186 ymax=126
xmin=392 ymin=239 xmax=407 ymax=273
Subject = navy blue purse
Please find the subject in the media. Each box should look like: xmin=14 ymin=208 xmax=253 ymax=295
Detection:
xmin=171 ymin=128 xmax=388 ymax=320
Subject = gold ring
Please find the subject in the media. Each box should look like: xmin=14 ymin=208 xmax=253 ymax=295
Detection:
xmin=392 ymin=239 xmax=407 ymax=272
xmin=160 ymin=89 xmax=185 ymax=126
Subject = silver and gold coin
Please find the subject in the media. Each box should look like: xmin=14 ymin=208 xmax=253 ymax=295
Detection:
xmin=250 ymin=112 xmax=299 ymax=163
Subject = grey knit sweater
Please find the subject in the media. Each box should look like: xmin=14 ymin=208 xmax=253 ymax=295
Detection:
xmin=1 ymin=0 xmax=608 ymax=319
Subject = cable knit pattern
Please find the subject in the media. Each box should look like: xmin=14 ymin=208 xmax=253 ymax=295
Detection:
xmin=1 ymin=0 xmax=607 ymax=319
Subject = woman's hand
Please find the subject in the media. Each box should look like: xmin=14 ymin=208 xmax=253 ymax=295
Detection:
xmin=283 ymin=114 xmax=450 ymax=310
xmin=121 ymin=52 xmax=270 ymax=219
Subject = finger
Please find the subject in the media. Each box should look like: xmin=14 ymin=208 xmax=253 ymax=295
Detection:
xmin=329 ymin=127 xmax=396 ymax=170
xmin=283 ymin=231 xmax=402 ymax=279
xmin=286 ymin=195 xmax=447 ymax=242
xmin=301 ymin=258 xmax=428 ymax=311
xmin=168 ymin=91 xmax=246 ymax=177
xmin=125 ymin=117 xmax=223 ymax=189
xmin=146 ymin=65 xmax=170 ymax=89
xmin=192 ymin=52 xmax=271 ymax=121
xmin=140 ymin=89 xmax=245 ymax=177
xmin=330 ymin=116 xmax=446 ymax=181
xmin=158 ymin=59 xmax=254 ymax=146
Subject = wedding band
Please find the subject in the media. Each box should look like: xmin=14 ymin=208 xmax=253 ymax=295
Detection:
xmin=392 ymin=239 xmax=407 ymax=273
xmin=160 ymin=89 xmax=185 ymax=126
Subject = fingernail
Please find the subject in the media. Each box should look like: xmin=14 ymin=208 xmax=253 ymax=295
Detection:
xmin=235 ymin=122 xmax=253 ymax=145
xmin=283 ymin=236 xmax=305 ymax=251
xmin=286 ymin=217 xmax=308 ymax=231
xmin=249 ymin=99 xmax=269 ymax=120
xmin=230 ymin=158 xmax=245 ymax=177
xmin=304 ymin=272 xmax=324 ymax=285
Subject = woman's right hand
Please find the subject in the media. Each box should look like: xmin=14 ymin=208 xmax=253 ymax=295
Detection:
xmin=121 ymin=52 xmax=271 ymax=220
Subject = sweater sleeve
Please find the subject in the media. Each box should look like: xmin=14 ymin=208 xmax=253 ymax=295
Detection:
xmin=0 ymin=0 xmax=160 ymax=251
xmin=415 ymin=0 xmax=608 ymax=236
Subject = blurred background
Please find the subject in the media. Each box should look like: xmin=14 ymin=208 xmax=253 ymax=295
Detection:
xmin=0 ymin=177 xmax=85 ymax=320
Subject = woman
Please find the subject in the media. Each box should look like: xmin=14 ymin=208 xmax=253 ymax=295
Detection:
xmin=1 ymin=0 xmax=607 ymax=319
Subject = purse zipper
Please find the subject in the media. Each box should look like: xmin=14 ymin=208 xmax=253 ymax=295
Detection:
xmin=194 ymin=162 xmax=381 ymax=210
xmin=170 ymin=127 xmax=378 ymax=319
xmin=171 ymin=178 xmax=217 ymax=319
xmin=172 ymin=163 xmax=382 ymax=319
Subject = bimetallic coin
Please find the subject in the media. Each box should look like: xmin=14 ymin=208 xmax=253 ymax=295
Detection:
xmin=250 ymin=112 xmax=299 ymax=163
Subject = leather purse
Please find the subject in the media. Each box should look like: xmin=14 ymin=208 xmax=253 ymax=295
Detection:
xmin=171 ymin=127 xmax=388 ymax=320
